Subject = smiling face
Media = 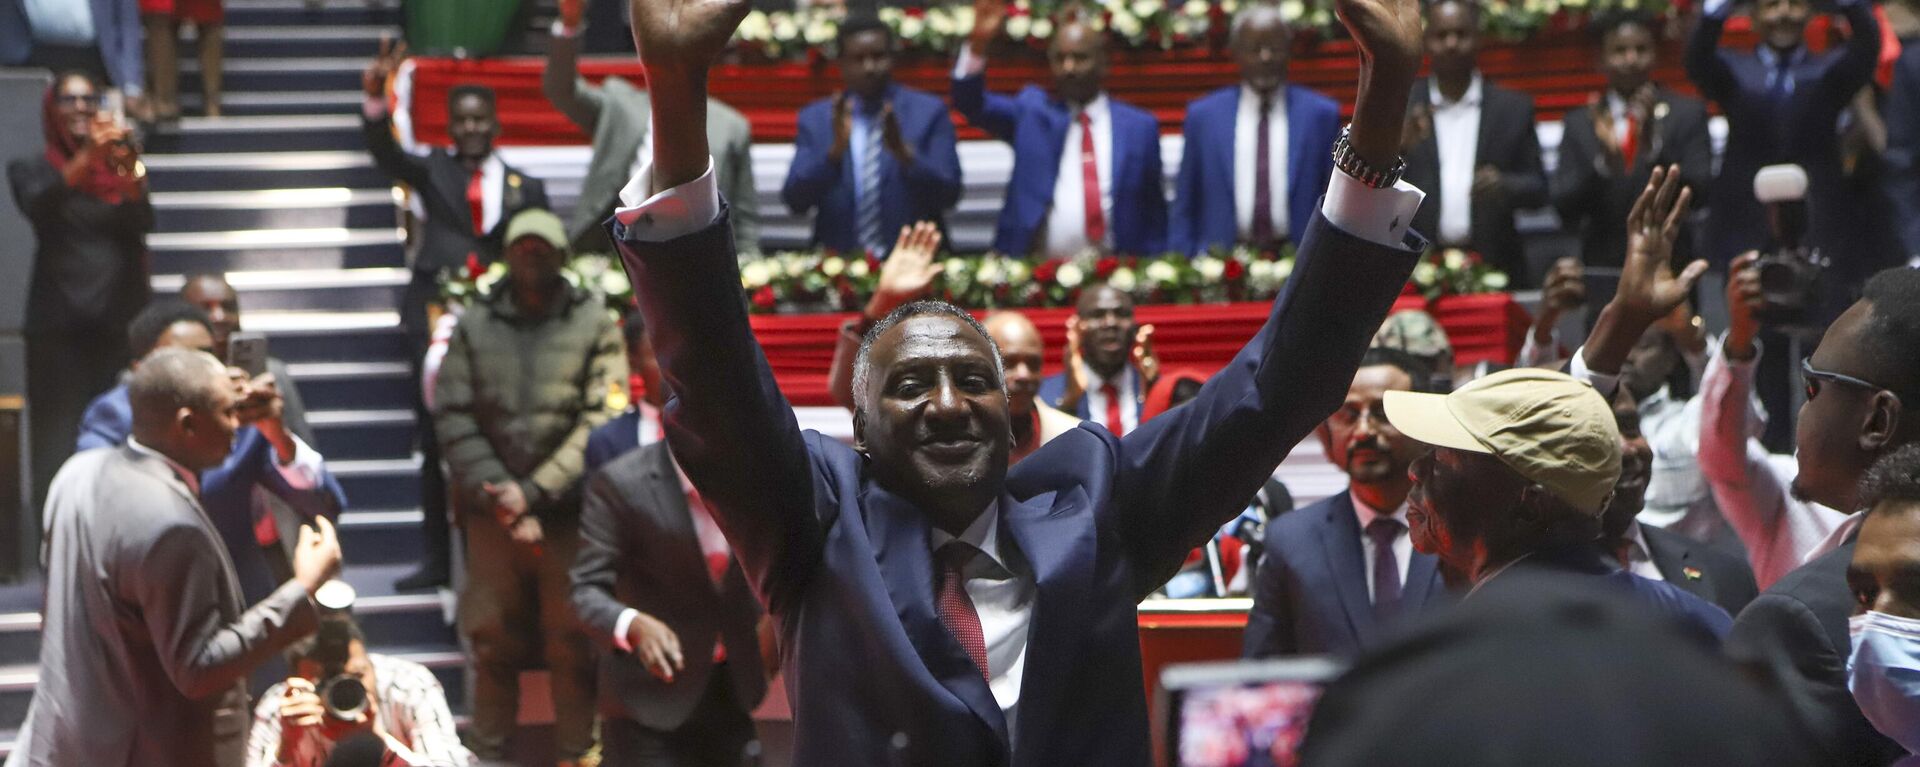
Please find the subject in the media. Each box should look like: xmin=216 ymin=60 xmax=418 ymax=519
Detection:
xmin=1049 ymin=22 xmax=1108 ymax=108
xmin=53 ymin=74 xmax=99 ymax=145
xmin=1320 ymin=364 xmax=1423 ymax=503
xmin=1603 ymin=387 xmax=1653 ymax=542
xmin=447 ymin=92 xmax=500 ymax=161
xmin=985 ymin=311 xmax=1045 ymax=418
xmin=839 ymin=28 xmax=895 ymax=102
xmin=856 ymin=314 xmax=1012 ymax=529
xmin=1076 ymin=285 xmax=1137 ymax=379
xmin=182 ymin=276 xmax=242 ymax=361
xmin=1755 ymin=0 xmax=1810 ymax=53
xmin=1600 ymin=20 xmax=1656 ymax=97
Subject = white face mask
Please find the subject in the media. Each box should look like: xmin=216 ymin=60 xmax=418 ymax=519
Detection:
xmin=1848 ymin=611 xmax=1920 ymax=753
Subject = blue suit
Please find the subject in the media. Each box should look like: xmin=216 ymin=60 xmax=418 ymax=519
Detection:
xmin=74 ymin=383 xmax=347 ymax=604
xmin=781 ymin=84 xmax=964 ymax=254
xmin=0 ymin=0 xmax=143 ymax=92
xmin=1037 ymin=367 xmax=1144 ymax=426
xmin=1170 ymin=85 xmax=1341 ymax=255
xmin=1242 ymin=492 xmax=1449 ymax=658
xmin=614 ymin=196 xmax=1422 ymax=764
xmin=1885 ymin=41 xmax=1920 ymax=258
xmin=952 ymin=74 xmax=1167 ymax=256
xmin=584 ymin=408 xmax=643 ymax=475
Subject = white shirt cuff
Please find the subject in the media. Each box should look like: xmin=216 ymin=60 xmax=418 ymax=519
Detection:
xmin=273 ymin=434 xmax=325 ymax=490
xmin=1703 ymin=0 xmax=1731 ymax=16
xmin=362 ymin=95 xmax=388 ymax=121
xmin=1568 ymin=345 xmax=1621 ymax=400
xmin=1320 ymin=171 xmax=1425 ymax=248
xmin=954 ymin=47 xmax=985 ymax=79
xmin=613 ymin=158 xmax=721 ymax=242
xmin=613 ymin=608 xmax=640 ymax=653
xmin=550 ymin=18 xmax=582 ymax=38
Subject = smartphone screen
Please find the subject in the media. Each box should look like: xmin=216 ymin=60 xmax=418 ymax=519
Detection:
xmin=1160 ymin=658 xmax=1342 ymax=767
xmin=228 ymin=332 xmax=269 ymax=378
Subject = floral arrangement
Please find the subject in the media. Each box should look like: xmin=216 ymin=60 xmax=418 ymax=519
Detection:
xmin=437 ymin=254 xmax=635 ymax=315
xmin=729 ymin=0 xmax=1670 ymax=58
xmin=1409 ymin=248 xmax=1511 ymax=301
xmin=737 ymin=244 xmax=1298 ymax=314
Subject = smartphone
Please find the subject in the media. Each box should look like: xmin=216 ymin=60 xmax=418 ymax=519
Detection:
xmin=228 ymin=332 xmax=269 ymax=378
xmin=103 ymin=89 xmax=127 ymax=129
xmin=1158 ymin=657 xmax=1343 ymax=767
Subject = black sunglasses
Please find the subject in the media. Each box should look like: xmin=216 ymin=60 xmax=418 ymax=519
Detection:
xmin=1802 ymin=358 xmax=1892 ymax=404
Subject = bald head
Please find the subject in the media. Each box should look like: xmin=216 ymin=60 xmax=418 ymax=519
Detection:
xmin=1048 ymin=20 xmax=1107 ymax=107
xmin=985 ymin=311 xmax=1046 ymax=416
xmin=129 ymin=348 xmax=241 ymax=471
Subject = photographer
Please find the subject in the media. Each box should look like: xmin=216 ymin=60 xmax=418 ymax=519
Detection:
xmin=248 ymin=613 xmax=474 ymax=767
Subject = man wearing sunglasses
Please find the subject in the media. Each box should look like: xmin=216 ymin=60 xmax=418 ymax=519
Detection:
xmin=1702 ymin=254 xmax=1920 ymax=765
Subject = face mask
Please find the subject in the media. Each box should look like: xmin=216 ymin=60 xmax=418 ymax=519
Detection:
xmin=1848 ymin=611 xmax=1920 ymax=753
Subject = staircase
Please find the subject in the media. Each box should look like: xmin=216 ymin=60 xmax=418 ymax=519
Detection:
xmin=0 ymin=0 xmax=465 ymax=754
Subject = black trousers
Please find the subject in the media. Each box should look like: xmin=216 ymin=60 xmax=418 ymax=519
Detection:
xmin=602 ymin=668 xmax=757 ymax=767
xmin=403 ymin=270 xmax=451 ymax=573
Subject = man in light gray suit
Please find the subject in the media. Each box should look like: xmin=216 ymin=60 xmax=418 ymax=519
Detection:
xmin=572 ymin=440 xmax=770 ymax=766
xmin=544 ymin=0 xmax=758 ymax=257
xmin=8 ymin=348 xmax=344 ymax=767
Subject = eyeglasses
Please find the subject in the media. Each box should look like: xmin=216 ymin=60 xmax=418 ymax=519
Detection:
xmin=1802 ymin=358 xmax=1889 ymax=403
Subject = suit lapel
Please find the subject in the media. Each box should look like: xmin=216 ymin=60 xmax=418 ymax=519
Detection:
xmin=1401 ymin=549 xmax=1442 ymax=609
xmin=1642 ymin=527 xmax=1711 ymax=603
xmin=999 ymin=491 xmax=1095 ymax=761
xmin=1317 ymin=493 xmax=1376 ymax=641
xmin=642 ymin=445 xmax=715 ymax=600
xmin=864 ymin=484 xmax=1010 ymax=750
xmin=1284 ymin=86 xmax=1315 ymax=226
xmin=1473 ymin=86 xmax=1496 ymax=173
xmin=431 ymin=153 xmax=475 ymax=234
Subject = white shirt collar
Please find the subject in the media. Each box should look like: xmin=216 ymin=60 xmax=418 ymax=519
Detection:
xmin=1429 ymin=72 xmax=1484 ymax=109
xmin=1350 ymin=491 xmax=1410 ymax=529
xmin=1240 ymin=84 xmax=1283 ymax=113
xmin=930 ymin=500 xmax=1011 ymax=574
xmin=126 ymin=436 xmax=200 ymax=495
xmin=1071 ymin=93 xmax=1111 ymax=124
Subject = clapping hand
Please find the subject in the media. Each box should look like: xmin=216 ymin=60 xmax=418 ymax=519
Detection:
xmin=363 ymin=35 xmax=407 ymax=98
xmin=881 ymin=103 xmax=913 ymax=163
xmin=1132 ymin=325 xmax=1160 ymax=385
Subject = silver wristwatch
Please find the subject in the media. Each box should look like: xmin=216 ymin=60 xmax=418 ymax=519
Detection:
xmin=1331 ymin=125 xmax=1407 ymax=189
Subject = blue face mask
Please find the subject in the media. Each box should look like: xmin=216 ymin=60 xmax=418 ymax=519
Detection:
xmin=1848 ymin=611 xmax=1920 ymax=754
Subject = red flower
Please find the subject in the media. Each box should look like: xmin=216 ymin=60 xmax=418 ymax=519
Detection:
xmin=1095 ymin=256 xmax=1120 ymax=279
xmin=905 ymin=6 xmax=924 ymax=16
xmin=466 ymin=252 xmax=485 ymax=281
xmin=1223 ymin=259 xmax=1245 ymax=281
xmin=752 ymin=286 xmax=777 ymax=311
xmin=1034 ymin=260 xmax=1060 ymax=284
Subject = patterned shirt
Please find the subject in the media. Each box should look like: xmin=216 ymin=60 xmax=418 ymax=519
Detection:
xmin=247 ymin=654 xmax=475 ymax=767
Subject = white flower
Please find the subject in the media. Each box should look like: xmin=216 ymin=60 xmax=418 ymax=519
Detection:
xmin=978 ymin=259 xmax=1006 ymax=285
xmin=1248 ymin=260 xmax=1274 ymax=281
xmin=821 ymin=256 xmax=846 ymax=277
xmin=1279 ymin=0 xmax=1305 ymax=21
xmin=1110 ymin=267 xmax=1138 ymax=292
xmin=1480 ymin=271 xmax=1510 ymax=290
xmin=1007 ymin=13 xmax=1032 ymax=38
xmin=1005 ymin=260 xmax=1031 ymax=283
xmin=785 ymin=257 xmax=810 ymax=278
xmin=1442 ymin=249 xmax=1468 ymax=270
xmin=1131 ymin=0 xmax=1163 ymax=18
xmin=1146 ymin=260 xmax=1180 ymax=285
xmin=953 ymin=6 xmax=976 ymax=31
xmin=900 ymin=15 xmax=925 ymax=38
xmin=1031 ymin=18 xmax=1053 ymax=38
xmin=848 ymin=259 xmax=871 ymax=278
xmin=741 ymin=260 xmax=774 ymax=288
xmin=1560 ymin=0 xmax=1587 ymax=7
xmin=737 ymin=10 xmax=772 ymax=40
xmin=1412 ymin=261 xmax=1439 ymax=286
xmin=1221 ymin=0 xmax=1240 ymax=14
xmin=771 ymin=13 xmax=799 ymax=41
xmin=804 ymin=16 xmax=837 ymax=44
xmin=599 ymin=268 xmax=630 ymax=297
xmin=1111 ymin=10 xmax=1143 ymax=37
xmin=943 ymin=257 xmax=969 ymax=278
xmin=879 ymin=7 xmax=904 ymax=23
xmin=1182 ymin=0 xmax=1208 ymax=16
xmin=1271 ymin=258 xmax=1294 ymax=282
xmin=1192 ymin=257 xmax=1224 ymax=281
xmin=1308 ymin=8 xmax=1331 ymax=28
xmin=929 ymin=9 xmax=956 ymax=35
xmin=1056 ymin=262 xmax=1085 ymax=288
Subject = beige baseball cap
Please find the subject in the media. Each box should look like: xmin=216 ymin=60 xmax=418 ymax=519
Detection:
xmin=1382 ymin=367 xmax=1622 ymax=516
xmin=505 ymin=208 xmax=569 ymax=250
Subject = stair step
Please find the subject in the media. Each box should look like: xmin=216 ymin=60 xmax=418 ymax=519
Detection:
xmin=287 ymin=361 xmax=415 ymax=410
xmin=179 ymin=57 xmax=366 ymax=93
xmin=152 ymin=187 xmax=401 ymax=234
xmin=264 ymin=323 xmax=410 ymax=366
xmin=179 ymin=90 xmax=367 ymax=117
xmin=223 ymin=0 xmax=403 ymax=27
xmin=148 ymin=227 xmax=407 ymax=275
xmin=338 ymin=508 xmax=427 ymax=566
xmin=310 ymin=408 xmax=416 ymax=461
xmin=144 ymin=151 xmax=388 ymax=193
xmin=145 ymin=114 xmax=368 ymax=154
xmin=334 ymin=456 xmax=424 ymax=511
xmin=225 ymin=25 xmax=395 ymax=58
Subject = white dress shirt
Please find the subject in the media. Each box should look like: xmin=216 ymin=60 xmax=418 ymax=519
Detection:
xmin=1429 ymin=74 xmax=1484 ymax=246
xmin=362 ymin=97 xmax=505 ymax=233
xmin=1044 ymin=94 xmax=1116 ymax=258
xmin=1351 ymin=494 xmax=1412 ymax=602
xmin=1234 ymin=85 xmax=1290 ymax=240
xmin=1621 ymin=521 xmax=1665 ymax=582
xmin=1082 ymin=369 xmax=1139 ymax=435
xmin=930 ymin=503 xmax=1035 ymax=746
xmin=634 ymin=401 xmax=664 ymax=449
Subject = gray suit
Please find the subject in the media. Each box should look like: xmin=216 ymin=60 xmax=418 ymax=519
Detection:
xmin=571 ymin=442 xmax=766 ymax=732
xmin=9 ymin=446 xmax=318 ymax=767
xmin=564 ymin=74 xmax=759 ymax=256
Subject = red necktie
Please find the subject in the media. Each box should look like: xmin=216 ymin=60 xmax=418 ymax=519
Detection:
xmin=935 ymin=542 xmax=989 ymax=683
xmin=1250 ymin=95 xmax=1274 ymax=247
xmin=1621 ymin=114 xmax=1640 ymax=169
xmin=466 ymin=169 xmax=486 ymax=236
xmin=1102 ymin=381 xmax=1124 ymax=436
xmin=1079 ymin=111 xmax=1105 ymax=247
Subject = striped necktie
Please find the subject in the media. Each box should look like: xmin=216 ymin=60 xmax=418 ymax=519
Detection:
xmin=857 ymin=109 xmax=885 ymax=256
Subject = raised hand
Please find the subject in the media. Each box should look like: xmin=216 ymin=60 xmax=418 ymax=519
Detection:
xmin=628 ymin=0 xmax=749 ymax=77
xmin=830 ymin=92 xmax=852 ymax=163
xmin=866 ymin=223 xmax=945 ymax=319
xmin=1616 ymin=164 xmax=1705 ymax=324
xmin=1131 ymin=324 xmax=1159 ymax=385
xmin=363 ymin=35 xmax=408 ymax=98
xmin=1060 ymin=317 xmax=1097 ymax=410
xmin=969 ymin=0 xmax=1007 ymax=54
xmin=292 ymin=517 xmax=343 ymax=596
xmin=1336 ymin=0 xmax=1423 ymax=167
xmin=1724 ymin=251 xmax=1763 ymax=361
xmin=881 ymin=103 xmax=913 ymax=163
xmin=559 ymin=0 xmax=585 ymax=29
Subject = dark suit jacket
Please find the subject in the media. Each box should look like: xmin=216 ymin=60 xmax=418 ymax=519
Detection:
xmin=1403 ymin=77 xmax=1549 ymax=283
xmin=1243 ymin=491 xmax=1449 ymax=658
xmin=613 ymin=197 xmax=1422 ymax=765
xmin=1036 ymin=366 xmax=1144 ymax=426
xmin=782 ymin=83 xmax=964 ymax=254
xmin=1169 ymin=84 xmax=1341 ymax=254
xmin=1553 ymin=89 xmax=1714 ymax=268
xmin=1686 ymin=0 xmax=1885 ymax=275
xmin=19 ymin=446 xmax=318 ymax=766
xmin=571 ymin=442 xmax=767 ymax=730
xmin=8 ymin=156 xmax=152 ymax=337
xmin=952 ymin=75 xmax=1167 ymax=255
xmin=1728 ymin=542 xmax=1907 ymax=766
xmin=1885 ymin=42 xmax=1920 ymax=258
xmin=361 ymin=114 xmax=549 ymax=274
xmin=1643 ymin=522 xmax=1758 ymax=618
xmin=585 ymin=408 xmax=644 ymax=475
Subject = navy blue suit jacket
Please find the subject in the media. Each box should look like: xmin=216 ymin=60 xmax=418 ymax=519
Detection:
xmin=1686 ymin=0 xmax=1889 ymax=276
xmin=585 ymin=408 xmax=644 ymax=475
xmin=1885 ymin=42 xmax=1920 ymax=258
xmin=1035 ymin=366 xmax=1145 ymax=425
xmin=1170 ymin=85 xmax=1340 ymax=255
xmin=781 ymin=84 xmax=964 ymax=254
xmin=614 ymin=199 xmax=1421 ymax=765
xmin=952 ymin=75 xmax=1167 ymax=255
xmin=1242 ymin=491 xmax=1449 ymax=658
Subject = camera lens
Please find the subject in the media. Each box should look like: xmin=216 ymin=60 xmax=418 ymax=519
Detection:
xmin=321 ymin=675 xmax=369 ymax=719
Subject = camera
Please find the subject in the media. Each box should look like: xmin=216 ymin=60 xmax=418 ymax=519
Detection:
xmin=309 ymin=618 xmax=369 ymax=720
xmin=1751 ymin=165 xmax=1828 ymax=328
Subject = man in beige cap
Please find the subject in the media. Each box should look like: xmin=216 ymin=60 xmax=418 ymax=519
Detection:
xmin=1383 ymin=366 xmax=1731 ymax=640
xmin=434 ymin=206 xmax=627 ymax=765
